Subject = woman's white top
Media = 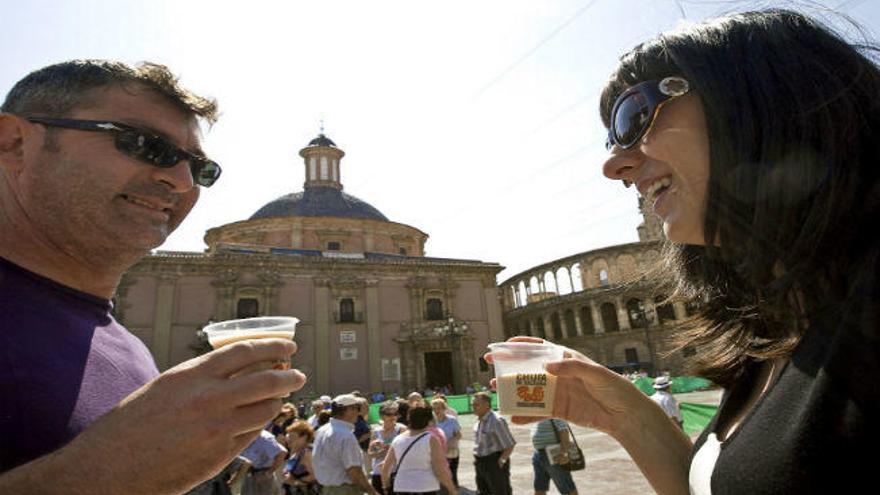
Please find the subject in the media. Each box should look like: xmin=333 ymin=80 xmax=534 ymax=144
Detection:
xmin=689 ymin=433 xmax=722 ymax=495
xmin=370 ymin=423 xmax=405 ymax=475
xmin=390 ymin=432 xmax=438 ymax=492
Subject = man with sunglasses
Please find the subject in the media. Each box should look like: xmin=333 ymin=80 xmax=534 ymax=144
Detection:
xmin=0 ymin=60 xmax=307 ymax=494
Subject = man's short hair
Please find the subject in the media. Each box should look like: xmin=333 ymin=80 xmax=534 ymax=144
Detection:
xmin=1 ymin=59 xmax=218 ymax=124
xmin=473 ymin=392 xmax=492 ymax=406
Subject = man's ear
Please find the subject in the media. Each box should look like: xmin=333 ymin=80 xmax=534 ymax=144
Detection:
xmin=0 ymin=113 xmax=30 ymax=174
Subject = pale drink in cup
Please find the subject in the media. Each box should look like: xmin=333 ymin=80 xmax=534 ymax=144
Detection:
xmin=488 ymin=342 xmax=564 ymax=416
xmin=203 ymin=316 xmax=299 ymax=374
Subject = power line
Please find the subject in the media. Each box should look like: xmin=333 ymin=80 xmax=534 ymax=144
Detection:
xmin=471 ymin=0 xmax=602 ymax=100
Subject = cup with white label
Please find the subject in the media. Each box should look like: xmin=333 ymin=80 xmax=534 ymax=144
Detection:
xmin=202 ymin=316 xmax=299 ymax=375
xmin=488 ymin=342 xmax=564 ymax=416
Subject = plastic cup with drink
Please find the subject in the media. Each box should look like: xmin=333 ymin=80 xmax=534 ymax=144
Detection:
xmin=202 ymin=316 xmax=299 ymax=375
xmin=488 ymin=342 xmax=564 ymax=416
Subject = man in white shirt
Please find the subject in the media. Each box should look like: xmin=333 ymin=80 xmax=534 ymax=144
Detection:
xmin=650 ymin=376 xmax=683 ymax=429
xmin=307 ymin=400 xmax=326 ymax=429
xmin=312 ymin=394 xmax=378 ymax=495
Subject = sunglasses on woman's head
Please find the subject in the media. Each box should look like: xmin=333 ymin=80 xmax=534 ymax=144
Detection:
xmin=26 ymin=117 xmax=222 ymax=187
xmin=605 ymin=76 xmax=690 ymax=150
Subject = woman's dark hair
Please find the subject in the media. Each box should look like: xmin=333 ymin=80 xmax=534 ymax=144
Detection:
xmin=317 ymin=410 xmax=331 ymax=427
xmin=407 ymin=405 xmax=434 ymax=430
xmin=600 ymin=10 xmax=880 ymax=386
xmin=395 ymin=398 xmax=410 ymax=426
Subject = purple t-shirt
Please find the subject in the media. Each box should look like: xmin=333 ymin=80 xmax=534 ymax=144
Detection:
xmin=0 ymin=257 xmax=159 ymax=472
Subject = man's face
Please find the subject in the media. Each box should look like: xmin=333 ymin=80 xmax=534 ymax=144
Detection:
xmin=17 ymin=84 xmax=202 ymax=260
xmin=342 ymin=405 xmax=360 ymax=423
xmin=471 ymin=399 xmax=489 ymax=417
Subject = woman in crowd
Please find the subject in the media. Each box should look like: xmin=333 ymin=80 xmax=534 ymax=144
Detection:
xmin=282 ymin=421 xmax=318 ymax=495
xmin=492 ymin=9 xmax=879 ymax=494
xmin=381 ymin=405 xmax=457 ymax=495
xmin=368 ymin=402 xmax=408 ymax=494
xmin=353 ymin=397 xmax=373 ymax=473
xmin=395 ymin=398 xmax=410 ymax=427
xmin=268 ymin=402 xmax=298 ymax=446
xmin=430 ymin=398 xmax=461 ymax=489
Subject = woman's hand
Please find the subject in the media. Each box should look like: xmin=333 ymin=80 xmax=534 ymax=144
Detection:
xmin=486 ymin=336 xmax=653 ymax=439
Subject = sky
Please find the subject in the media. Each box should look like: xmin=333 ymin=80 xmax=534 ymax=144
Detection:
xmin=2 ymin=0 xmax=878 ymax=282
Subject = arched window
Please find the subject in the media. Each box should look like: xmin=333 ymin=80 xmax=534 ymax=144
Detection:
xmin=530 ymin=276 xmax=541 ymax=295
xmin=426 ymin=298 xmax=444 ymax=320
xmin=556 ymin=267 xmax=572 ymax=295
xmin=655 ymin=295 xmax=676 ymax=323
xmin=327 ymin=241 xmax=341 ymax=251
xmin=236 ymin=298 xmax=259 ymax=319
xmin=580 ymin=306 xmax=595 ymax=335
xmin=525 ymin=320 xmax=533 ymax=337
xmin=625 ymin=347 xmax=640 ymax=365
xmin=564 ymin=309 xmax=576 ymax=336
xmin=627 ymin=298 xmax=648 ymax=328
xmin=599 ymin=269 xmax=610 ymax=286
xmin=550 ymin=313 xmax=563 ymax=340
xmin=544 ymin=272 xmax=557 ymax=294
xmin=601 ymin=302 xmax=619 ymax=332
xmin=339 ymin=298 xmax=355 ymax=323
xmin=399 ymin=247 xmax=407 ymax=256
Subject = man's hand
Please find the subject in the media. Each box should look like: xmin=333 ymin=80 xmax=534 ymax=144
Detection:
xmin=0 ymin=338 xmax=306 ymax=495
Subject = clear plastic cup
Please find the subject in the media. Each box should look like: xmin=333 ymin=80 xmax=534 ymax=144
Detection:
xmin=203 ymin=316 xmax=299 ymax=374
xmin=488 ymin=342 xmax=564 ymax=416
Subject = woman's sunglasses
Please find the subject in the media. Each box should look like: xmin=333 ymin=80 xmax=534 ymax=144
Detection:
xmin=605 ymin=76 xmax=690 ymax=150
xmin=26 ymin=117 xmax=222 ymax=187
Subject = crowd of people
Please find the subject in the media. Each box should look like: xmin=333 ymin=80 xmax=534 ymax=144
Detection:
xmin=192 ymin=389 xmax=584 ymax=495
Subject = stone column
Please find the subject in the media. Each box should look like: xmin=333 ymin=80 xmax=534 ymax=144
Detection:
xmin=590 ymin=300 xmax=605 ymax=334
xmin=568 ymin=268 xmax=575 ymax=294
xmin=559 ymin=312 xmax=569 ymax=339
xmin=673 ymin=301 xmax=688 ymax=320
xmin=113 ymin=275 xmax=135 ymax=325
xmin=484 ymin=278 xmax=505 ymax=343
xmin=364 ymin=230 xmax=375 ymax=252
xmin=366 ymin=279 xmax=382 ymax=393
xmin=615 ymin=296 xmax=632 ymax=331
xmin=543 ymin=314 xmax=553 ymax=339
xmin=574 ymin=309 xmax=584 ymax=336
xmin=152 ymin=272 xmax=177 ymax=371
xmin=258 ymin=268 xmax=282 ymax=315
xmin=290 ymin=221 xmax=303 ymax=249
xmin=314 ymin=280 xmax=331 ymax=393
xmin=643 ymin=297 xmax=658 ymax=326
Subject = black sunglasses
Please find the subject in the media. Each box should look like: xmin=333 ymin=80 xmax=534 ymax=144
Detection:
xmin=605 ymin=76 xmax=690 ymax=150
xmin=26 ymin=117 xmax=222 ymax=187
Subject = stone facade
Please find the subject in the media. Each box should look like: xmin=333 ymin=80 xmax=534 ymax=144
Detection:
xmin=499 ymin=197 xmax=698 ymax=375
xmin=116 ymin=134 xmax=504 ymax=397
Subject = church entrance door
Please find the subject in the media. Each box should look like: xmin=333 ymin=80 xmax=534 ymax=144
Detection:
xmin=424 ymin=351 xmax=453 ymax=390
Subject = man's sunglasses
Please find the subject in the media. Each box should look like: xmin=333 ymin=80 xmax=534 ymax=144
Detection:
xmin=605 ymin=76 xmax=690 ymax=150
xmin=26 ymin=117 xmax=222 ymax=187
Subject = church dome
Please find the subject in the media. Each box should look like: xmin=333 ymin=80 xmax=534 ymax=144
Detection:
xmin=249 ymin=187 xmax=389 ymax=221
xmin=308 ymin=133 xmax=336 ymax=147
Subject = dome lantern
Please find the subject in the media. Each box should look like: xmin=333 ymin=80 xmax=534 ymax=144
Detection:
xmin=299 ymin=129 xmax=345 ymax=191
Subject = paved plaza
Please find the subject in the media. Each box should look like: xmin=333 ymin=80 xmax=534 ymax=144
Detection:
xmin=453 ymin=389 xmax=723 ymax=495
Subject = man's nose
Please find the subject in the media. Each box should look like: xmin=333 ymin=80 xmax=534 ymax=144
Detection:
xmin=152 ymin=159 xmax=196 ymax=192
